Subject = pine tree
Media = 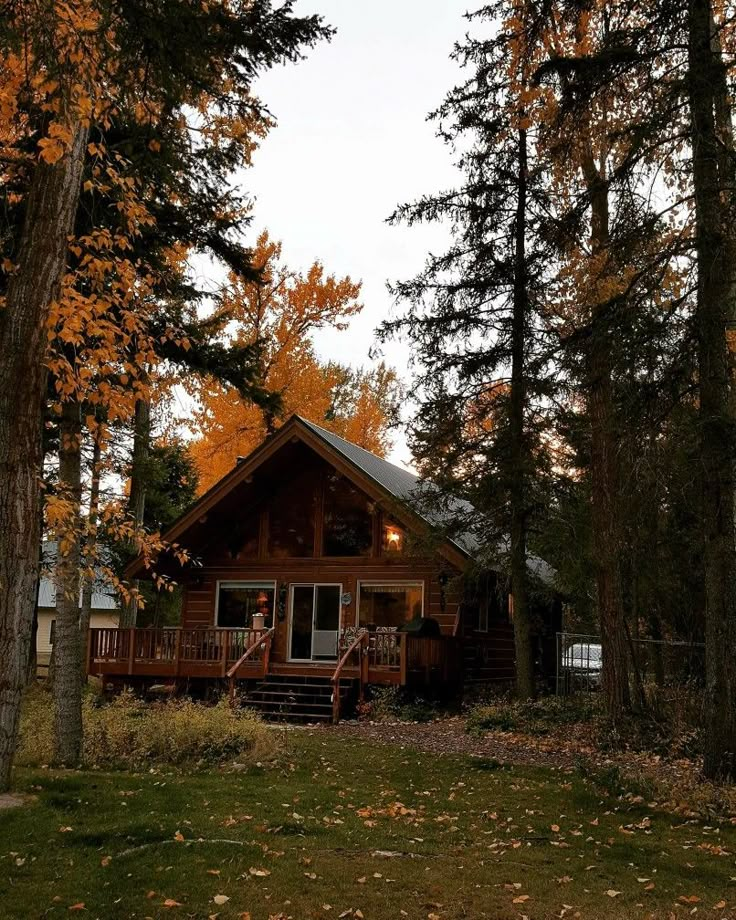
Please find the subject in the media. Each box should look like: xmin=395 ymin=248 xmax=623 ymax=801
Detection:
xmin=381 ymin=3 xmax=558 ymax=699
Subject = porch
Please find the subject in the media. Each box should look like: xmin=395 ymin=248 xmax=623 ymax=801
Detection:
xmin=87 ymin=626 xmax=463 ymax=721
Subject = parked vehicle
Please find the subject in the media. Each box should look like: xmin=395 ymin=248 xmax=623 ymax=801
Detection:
xmin=561 ymin=641 xmax=602 ymax=688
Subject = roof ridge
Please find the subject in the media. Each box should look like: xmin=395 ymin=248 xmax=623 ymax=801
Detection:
xmin=295 ymin=415 xmax=419 ymax=482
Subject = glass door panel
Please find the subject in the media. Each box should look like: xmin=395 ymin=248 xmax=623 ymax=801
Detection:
xmin=312 ymin=585 xmax=340 ymax=660
xmin=290 ymin=585 xmax=314 ymax=660
xmin=289 ymin=584 xmax=341 ymax=661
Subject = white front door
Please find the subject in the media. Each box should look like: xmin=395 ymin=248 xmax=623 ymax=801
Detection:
xmin=289 ymin=584 xmax=341 ymax=661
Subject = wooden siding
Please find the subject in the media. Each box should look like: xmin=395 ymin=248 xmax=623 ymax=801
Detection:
xmin=181 ymin=557 xmax=461 ymax=664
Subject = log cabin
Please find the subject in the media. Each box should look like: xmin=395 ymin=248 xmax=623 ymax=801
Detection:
xmin=87 ymin=415 xmax=560 ymax=720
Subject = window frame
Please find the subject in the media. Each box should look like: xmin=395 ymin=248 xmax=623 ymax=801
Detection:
xmin=214 ymin=579 xmax=277 ymax=629
xmin=287 ymin=582 xmax=343 ymax=662
xmin=320 ymin=472 xmax=375 ymax=559
xmin=355 ymin=580 xmax=425 ymax=629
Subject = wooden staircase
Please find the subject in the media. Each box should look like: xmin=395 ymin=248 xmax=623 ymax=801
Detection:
xmin=240 ymin=674 xmax=358 ymax=723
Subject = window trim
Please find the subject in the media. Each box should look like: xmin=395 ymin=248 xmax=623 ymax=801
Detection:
xmin=355 ymin=580 xmax=425 ymax=629
xmin=214 ymin=579 xmax=277 ymax=629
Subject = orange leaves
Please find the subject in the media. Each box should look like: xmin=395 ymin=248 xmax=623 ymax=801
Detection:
xmin=38 ymin=122 xmax=74 ymax=164
xmin=189 ymin=230 xmax=396 ymax=492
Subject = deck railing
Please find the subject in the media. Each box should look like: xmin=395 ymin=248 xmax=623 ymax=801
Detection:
xmin=88 ymin=626 xmax=463 ymax=693
xmin=88 ymin=626 xmax=271 ymax=680
xmin=331 ymin=630 xmax=369 ymax=722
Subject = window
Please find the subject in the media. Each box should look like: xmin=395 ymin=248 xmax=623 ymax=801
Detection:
xmin=322 ymin=472 xmax=374 ymax=557
xmin=226 ymin=512 xmax=260 ymax=559
xmin=358 ymin=582 xmax=423 ymax=630
xmin=268 ymin=469 xmax=318 ymax=557
xmin=217 ymin=582 xmax=275 ymax=629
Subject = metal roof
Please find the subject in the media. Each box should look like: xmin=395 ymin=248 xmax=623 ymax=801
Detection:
xmin=39 ymin=542 xmax=119 ymax=611
xmin=296 ymin=417 xmax=556 ymax=587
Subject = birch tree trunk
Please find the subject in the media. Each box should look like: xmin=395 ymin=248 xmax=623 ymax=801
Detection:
xmin=53 ymin=400 xmax=84 ymax=766
xmin=687 ymin=0 xmax=736 ymax=781
xmin=119 ymin=396 xmax=150 ymax=628
xmin=510 ymin=127 xmax=535 ymax=700
xmin=0 ymin=119 xmax=88 ymax=791
xmin=79 ymin=422 xmax=103 ymax=678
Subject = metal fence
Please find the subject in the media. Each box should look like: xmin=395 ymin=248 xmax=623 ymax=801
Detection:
xmin=555 ymin=631 xmax=706 ymax=699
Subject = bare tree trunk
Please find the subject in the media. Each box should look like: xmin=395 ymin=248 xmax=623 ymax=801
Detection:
xmin=119 ymin=397 xmax=150 ymax=628
xmin=53 ymin=400 xmax=84 ymax=766
xmin=510 ymin=127 xmax=535 ymax=700
xmin=582 ymin=150 xmax=631 ymax=721
xmin=0 ymin=119 xmax=88 ymax=791
xmin=688 ymin=0 xmax=736 ymax=781
xmin=79 ymin=422 xmax=103 ymax=678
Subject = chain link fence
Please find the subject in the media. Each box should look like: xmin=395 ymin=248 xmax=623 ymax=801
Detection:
xmin=556 ymin=631 xmax=706 ymax=701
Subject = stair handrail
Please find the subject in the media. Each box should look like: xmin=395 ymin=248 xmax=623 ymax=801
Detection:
xmin=452 ymin=603 xmax=462 ymax=637
xmin=226 ymin=626 xmax=275 ymax=680
xmin=331 ymin=629 xmax=368 ymax=724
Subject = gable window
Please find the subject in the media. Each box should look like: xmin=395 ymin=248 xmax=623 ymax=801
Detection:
xmin=322 ymin=472 xmax=374 ymax=557
xmin=358 ymin=582 xmax=423 ymax=630
xmin=217 ymin=581 xmax=275 ymax=629
xmin=269 ymin=468 xmax=318 ymax=557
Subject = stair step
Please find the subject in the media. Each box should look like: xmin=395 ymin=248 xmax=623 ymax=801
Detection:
xmin=235 ymin=673 xmax=359 ymax=723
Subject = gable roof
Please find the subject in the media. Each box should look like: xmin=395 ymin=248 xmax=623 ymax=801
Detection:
xmin=296 ymin=417 xmax=478 ymax=557
xmin=127 ymin=415 xmax=556 ymax=587
xmin=39 ymin=542 xmax=119 ymax=611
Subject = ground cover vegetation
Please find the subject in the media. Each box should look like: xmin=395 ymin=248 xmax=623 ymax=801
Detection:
xmin=3 ymin=730 xmax=736 ymax=919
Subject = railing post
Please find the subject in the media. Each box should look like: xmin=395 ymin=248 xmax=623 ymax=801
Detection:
xmin=85 ymin=627 xmax=93 ymax=681
xmin=221 ymin=630 xmax=229 ymax=677
xmin=174 ymin=628 xmax=182 ymax=677
xmin=127 ymin=627 xmax=135 ymax=675
xmin=332 ymin=677 xmax=341 ymax=724
xmin=360 ymin=634 xmax=368 ymax=700
xmin=262 ymin=634 xmax=272 ymax=678
xmin=400 ymin=634 xmax=408 ymax=686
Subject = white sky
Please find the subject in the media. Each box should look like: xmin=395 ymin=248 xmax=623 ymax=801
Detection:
xmin=239 ymin=0 xmax=468 ymax=466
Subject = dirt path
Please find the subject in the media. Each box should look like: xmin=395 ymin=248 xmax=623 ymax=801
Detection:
xmin=318 ymin=717 xmax=594 ymax=771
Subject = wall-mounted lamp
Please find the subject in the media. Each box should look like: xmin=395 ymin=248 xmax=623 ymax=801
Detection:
xmin=383 ymin=524 xmax=403 ymax=552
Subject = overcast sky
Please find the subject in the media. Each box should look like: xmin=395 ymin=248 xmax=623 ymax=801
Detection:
xmin=239 ymin=0 xmax=468 ymax=465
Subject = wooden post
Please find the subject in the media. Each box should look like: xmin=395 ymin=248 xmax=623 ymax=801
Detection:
xmin=127 ymin=627 xmax=135 ymax=675
xmin=85 ymin=627 xmax=93 ymax=681
xmin=360 ymin=635 xmax=368 ymax=701
xmin=332 ymin=679 xmax=341 ymax=724
xmin=221 ymin=630 xmax=229 ymax=677
xmin=174 ymin=628 xmax=182 ymax=677
xmin=262 ymin=633 xmax=272 ymax=678
xmin=400 ymin=635 xmax=408 ymax=686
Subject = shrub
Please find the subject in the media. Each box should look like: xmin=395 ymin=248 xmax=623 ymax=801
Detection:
xmin=17 ymin=687 xmax=278 ymax=770
xmin=466 ymin=694 xmax=601 ymax=736
xmin=362 ymin=686 xmax=441 ymax=723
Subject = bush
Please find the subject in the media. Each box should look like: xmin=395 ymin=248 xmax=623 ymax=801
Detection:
xmin=466 ymin=694 xmax=601 ymax=736
xmin=362 ymin=686 xmax=441 ymax=723
xmin=17 ymin=688 xmax=278 ymax=770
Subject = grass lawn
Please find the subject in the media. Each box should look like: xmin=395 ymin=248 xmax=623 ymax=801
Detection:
xmin=1 ymin=727 xmax=735 ymax=919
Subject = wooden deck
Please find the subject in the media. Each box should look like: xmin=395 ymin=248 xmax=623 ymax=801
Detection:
xmin=87 ymin=627 xmax=463 ymax=690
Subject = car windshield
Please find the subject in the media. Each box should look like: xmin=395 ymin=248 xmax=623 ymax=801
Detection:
xmin=565 ymin=643 xmax=602 ymax=662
